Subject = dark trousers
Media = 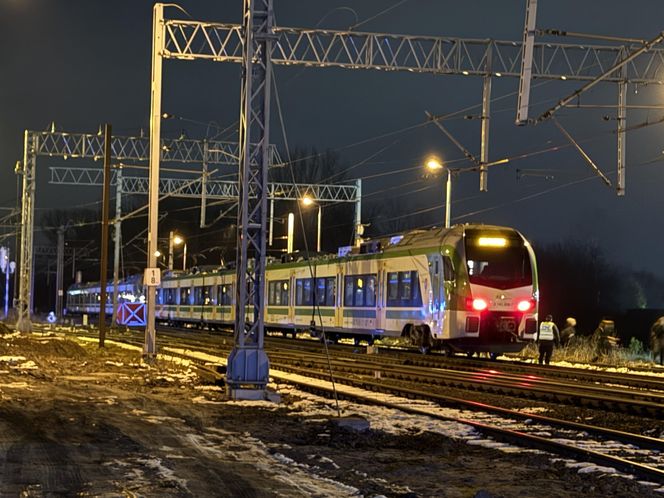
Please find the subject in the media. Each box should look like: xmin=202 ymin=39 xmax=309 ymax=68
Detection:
xmin=538 ymin=340 xmax=554 ymax=365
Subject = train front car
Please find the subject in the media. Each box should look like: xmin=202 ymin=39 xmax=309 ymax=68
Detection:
xmin=445 ymin=226 xmax=538 ymax=356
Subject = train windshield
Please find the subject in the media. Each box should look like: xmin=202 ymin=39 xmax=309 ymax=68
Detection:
xmin=464 ymin=229 xmax=532 ymax=289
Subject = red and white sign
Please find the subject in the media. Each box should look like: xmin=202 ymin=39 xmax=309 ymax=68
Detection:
xmin=117 ymin=302 xmax=146 ymax=327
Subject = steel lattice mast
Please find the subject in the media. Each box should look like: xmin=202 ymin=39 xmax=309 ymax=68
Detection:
xmin=225 ymin=0 xmax=273 ymax=398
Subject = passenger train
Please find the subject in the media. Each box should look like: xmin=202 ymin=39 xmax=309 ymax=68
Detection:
xmin=67 ymin=224 xmax=539 ymax=355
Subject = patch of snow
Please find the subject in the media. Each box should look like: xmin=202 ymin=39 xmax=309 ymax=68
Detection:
xmin=516 ymin=407 xmax=549 ymax=414
xmin=0 ymin=355 xmax=27 ymax=363
xmin=191 ymin=395 xmax=223 ymax=405
xmin=0 ymin=381 xmax=30 ymax=389
xmin=104 ymin=361 xmax=124 ymax=367
xmin=194 ymin=385 xmax=223 ymax=391
xmin=13 ymin=360 xmax=38 ymax=370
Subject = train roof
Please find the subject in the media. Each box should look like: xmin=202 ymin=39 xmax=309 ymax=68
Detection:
xmin=68 ymin=223 xmax=528 ymax=287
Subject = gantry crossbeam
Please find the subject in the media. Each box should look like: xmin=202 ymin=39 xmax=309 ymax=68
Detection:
xmin=48 ymin=167 xmax=358 ymax=202
xmin=162 ymin=21 xmax=664 ymax=84
xmin=31 ymin=130 xmax=282 ymax=165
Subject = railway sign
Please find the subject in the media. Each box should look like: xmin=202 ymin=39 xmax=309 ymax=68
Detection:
xmin=144 ymin=268 xmax=161 ymax=287
xmin=117 ymin=303 xmax=147 ymax=327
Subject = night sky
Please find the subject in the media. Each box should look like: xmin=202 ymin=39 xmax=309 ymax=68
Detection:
xmin=2 ymin=0 xmax=664 ymax=276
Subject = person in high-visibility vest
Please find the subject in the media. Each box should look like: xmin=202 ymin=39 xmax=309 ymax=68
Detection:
xmin=537 ymin=314 xmax=560 ymax=365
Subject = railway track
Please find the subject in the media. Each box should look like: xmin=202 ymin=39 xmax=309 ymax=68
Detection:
xmin=47 ymin=326 xmax=664 ymax=483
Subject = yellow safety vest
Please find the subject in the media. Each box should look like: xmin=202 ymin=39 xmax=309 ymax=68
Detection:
xmin=539 ymin=321 xmax=555 ymax=341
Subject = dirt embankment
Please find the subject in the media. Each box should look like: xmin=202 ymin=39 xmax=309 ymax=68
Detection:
xmin=0 ymin=331 xmax=659 ymax=497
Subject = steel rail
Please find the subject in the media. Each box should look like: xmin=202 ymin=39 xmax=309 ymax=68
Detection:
xmin=132 ymin=334 xmax=664 ymax=483
xmin=57 ymin=328 xmax=664 ymax=481
xmin=265 ymin=350 xmax=663 ymax=416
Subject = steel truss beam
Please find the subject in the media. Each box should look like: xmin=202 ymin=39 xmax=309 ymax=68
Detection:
xmin=162 ymin=20 xmax=664 ymax=84
xmin=30 ymin=130 xmax=282 ymax=166
xmin=48 ymin=167 xmax=358 ymax=202
xmin=14 ymin=125 xmax=283 ymax=332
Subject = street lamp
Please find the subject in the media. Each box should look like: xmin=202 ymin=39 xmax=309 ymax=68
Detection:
xmin=301 ymin=195 xmax=322 ymax=252
xmin=426 ymin=157 xmax=452 ymax=229
xmin=168 ymin=232 xmax=187 ymax=271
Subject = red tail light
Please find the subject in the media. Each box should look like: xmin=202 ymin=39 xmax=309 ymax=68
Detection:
xmin=466 ymin=297 xmax=488 ymax=311
xmin=517 ymin=299 xmax=534 ymax=312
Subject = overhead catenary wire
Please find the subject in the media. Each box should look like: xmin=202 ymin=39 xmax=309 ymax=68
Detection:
xmin=272 ymin=69 xmax=342 ymax=418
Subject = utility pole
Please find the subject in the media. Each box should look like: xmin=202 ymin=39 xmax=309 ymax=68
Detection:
xmin=168 ymin=230 xmax=174 ymax=271
xmin=16 ymin=131 xmax=36 ymax=333
xmin=354 ymin=179 xmax=362 ymax=246
xmin=55 ymin=227 xmax=65 ymax=319
xmin=145 ymin=3 xmax=165 ymax=360
xmin=99 ymin=124 xmax=112 ymax=347
xmin=200 ymin=140 xmax=208 ymax=228
xmin=111 ymin=166 xmax=122 ymax=327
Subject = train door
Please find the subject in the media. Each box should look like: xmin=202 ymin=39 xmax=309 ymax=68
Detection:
xmin=288 ymin=271 xmax=296 ymax=325
xmin=334 ymin=265 xmax=343 ymax=329
xmin=441 ymin=253 xmax=457 ymax=338
xmin=375 ymin=261 xmax=386 ymax=333
xmin=430 ymin=255 xmax=442 ymax=334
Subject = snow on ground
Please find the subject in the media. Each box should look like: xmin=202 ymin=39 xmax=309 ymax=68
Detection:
xmin=497 ymin=354 xmax=664 ymax=377
xmin=11 ymin=332 xmax=662 ymax=492
xmin=178 ymin=427 xmax=362 ymax=497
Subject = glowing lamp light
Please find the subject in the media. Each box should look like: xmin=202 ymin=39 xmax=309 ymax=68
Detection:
xmin=301 ymin=195 xmax=314 ymax=206
xmin=173 ymin=235 xmax=184 ymax=245
xmin=517 ymin=299 xmax=533 ymax=312
xmin=426 ymin=158 xmax=443 ymax=171
xmin=472 ymin=298 xmax=488 ymax=311
xmin=478 ymin=237 xmax=507 ymax=247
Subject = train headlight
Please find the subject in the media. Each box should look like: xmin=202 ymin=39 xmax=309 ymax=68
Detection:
xmin=517 ymin=299 xmax=533 ymax=312
xmin=466 ymin=297 xmax=489 ymax=311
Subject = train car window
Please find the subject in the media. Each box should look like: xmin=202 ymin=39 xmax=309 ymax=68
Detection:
xmin=313 ymin=277 xmax=335 ymax=306
xmin=193 ymin=287 xmax=203 ymax=305
xmin=295 ymin=278 xmax=313 ymax=306
xmin=387 ymin=271 xmax=422 ymax=307
xmin=325 ymin=277 xmax=335 ymax=306
xmin=344 ymin=276 xmax=354 ymax=306
xmin=410 ymin=271 xmax=422 ymax=306
xmin=366 ymin=276 xmax=376 ymax=307
xmin=354 ymin=277 xmax=365 ymax=306
xmin=442 ymin=256 xmax=455 ymax=282
xmin=180 ymin=287 xmax=192 ymax=306
xmin=344 ymin=274 xmax=377 ymax=307
xmin=218 ymin=284 xmax=233 ymax=305
xmin=268 ymin=280 xmax=289 ymax=306
xmin=465 ymin=232 xmax=532 ymax=289
xmin=316 ymin=278 xmax=326 ymax=306
xmin=165 ymin=288 xmax=175 ymax=305
xmin=204 ymin=286 xmax=214 ymax=305
xmin=401 ymin=272 xmax=412 ymax=301
xmin=387 ymin=272 xmax=399 ymax=302
xmin=280 ymin=281 xmax=289 ymax=305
